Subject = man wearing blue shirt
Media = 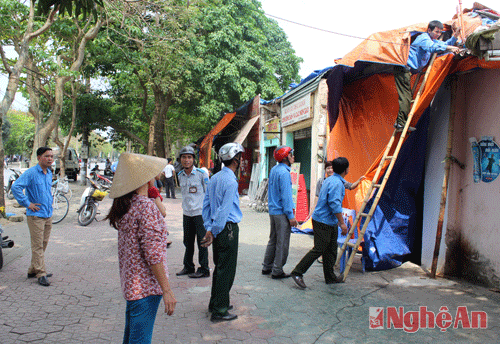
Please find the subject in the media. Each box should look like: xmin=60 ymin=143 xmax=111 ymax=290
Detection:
xmin=262 ymin=145 xmax=298 ymax=279
xmin=12 ymin=147 xmax=54 ymax=287
xmin=201 ymin=142 xmax=244 ymax=322
xmin=176 ymin=146 xmax=210 ymax=278
xmin=394 ymin=20 xmax=460 ymax=131
xmin=291 ymin=157 xmax=350 ymax=289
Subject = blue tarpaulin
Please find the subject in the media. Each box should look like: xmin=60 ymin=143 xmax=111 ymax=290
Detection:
xmin=361 ymin=108 xmax=430 ymax=270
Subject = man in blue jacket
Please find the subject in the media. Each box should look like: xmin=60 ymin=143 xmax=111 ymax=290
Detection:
xmin=291 ymin=157 xmax=350 ymax=289
xmin=201 ymin=142 xmax=244 ymax=322
xmin=394 ymin=20 xmax=460 ymax=131
xmin=12 ymin=147 xmax=54 ymax=287
xmin=262 ymin=145 xmax=298 ymax=279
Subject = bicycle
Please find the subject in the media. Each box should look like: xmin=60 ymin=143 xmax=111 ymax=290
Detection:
xmin=52 ymin=182 xmax=69 ymax=224
xmin=52 ymin=176 xmax=73 ymax=201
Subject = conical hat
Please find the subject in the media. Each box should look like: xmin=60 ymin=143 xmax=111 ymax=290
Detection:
xmin=108 ymin=153 xmax=167 ymax=199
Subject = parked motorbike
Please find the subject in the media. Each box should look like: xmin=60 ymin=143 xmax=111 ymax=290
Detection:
xmin=76 ymin=177 xmax=109 ymax=226
xmin=103 ymin=166 xmax=114 ymax=178
xmin=5 ymin=168 xmax=21 ymax=200
xmin=0 ymin=225 xmax=15 ymax=270
xmin=90 ymin=169 xmax=113 ymax=188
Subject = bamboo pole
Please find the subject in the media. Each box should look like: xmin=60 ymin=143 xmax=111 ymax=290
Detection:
xmin=430 ymin=76 xmax=457 ymax=278
xmin=458 ymin=0 xmax=466 ymax=42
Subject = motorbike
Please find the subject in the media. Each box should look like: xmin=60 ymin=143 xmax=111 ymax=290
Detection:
xmin=90 ymin=169 xmax=113 ymax=188
xmin=5 ymin=168 xmax=21 ymax=200
xmin=0 ymin=225 xmax=15 ymax=270
xmin=103 ymin=165 xmax=114 ymax=178
xmin=76 ymin=177 xmax=109 ymax=226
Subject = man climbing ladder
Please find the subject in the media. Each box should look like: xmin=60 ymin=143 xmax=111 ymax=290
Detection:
xmin=337 ymin=22 xmax=462 ymax=281
xmin=394 ymin=20 xmax=461 ymax=131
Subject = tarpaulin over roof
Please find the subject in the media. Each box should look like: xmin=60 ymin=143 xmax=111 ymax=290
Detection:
xmin=199 ymin=112 xmax=236 ymax=169
xmin=326 ymin=3 xmax=500 ymax=270
xmin=261 ymin=67 xmax=332 ymax=105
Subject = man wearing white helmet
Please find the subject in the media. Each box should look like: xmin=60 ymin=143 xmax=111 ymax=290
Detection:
xmin=176 ymin=146 xmax=210 ymax=278
xmin=201 ymin=142 xmax=244 ymax=322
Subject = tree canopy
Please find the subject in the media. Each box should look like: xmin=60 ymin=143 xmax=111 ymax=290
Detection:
xmin=1 ymin=0 xmax=303 ymax=160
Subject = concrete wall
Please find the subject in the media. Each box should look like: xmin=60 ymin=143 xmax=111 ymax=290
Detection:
xmin=421 ymin=78 xmax=452 ymax=274
xmin=445 ymin=69 xmax=500 ymax=287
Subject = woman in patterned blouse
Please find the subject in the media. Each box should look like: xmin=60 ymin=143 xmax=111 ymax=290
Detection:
xmin=106 ymin=153 xmax=176 ymax=344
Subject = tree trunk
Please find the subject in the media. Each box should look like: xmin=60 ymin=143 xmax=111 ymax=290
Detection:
xmin=0 ymin=2 xmax=56 ymax=207
xmin=150 ymin=85 xmax=171 ymax=157
xmin=26 ymin=57 xmax=55 ymax=164
xmin=81 ymin=126 xmax=89 ymax=185
xmin=155 ymin=110 xmax=166 ymax=158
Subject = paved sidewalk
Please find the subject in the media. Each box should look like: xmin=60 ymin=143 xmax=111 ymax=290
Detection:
xmin=1 ymin=193 xmax=499 ymax=343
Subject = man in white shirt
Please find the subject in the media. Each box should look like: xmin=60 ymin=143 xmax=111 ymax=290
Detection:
xmin=162 ymin=158 xmax=176 ymax=199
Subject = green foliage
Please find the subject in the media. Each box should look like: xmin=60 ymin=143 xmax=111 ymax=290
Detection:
xmin=3 ymin=0 xmax=302 ymax=151
xmin=178 ymin=0 xmax=302 ymax=132
xmin=36 ymin=0 xmax=104 ymax=20
xmin=2 ymin=118 xmax=11 ymax=142
xmin=90 ymin=0 xmax=301 ymax=145
xmin=4 ymin=110 xmax=35 ymax=156
xmin=60 ymin=92 xmax=113 ymax=134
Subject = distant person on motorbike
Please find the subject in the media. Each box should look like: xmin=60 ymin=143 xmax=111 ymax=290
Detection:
xmin=106 ymin=153 xmax=176 ymax=344
xmin=11 ymin=147 xmax=54 ymax=287
xmin=104 ymin=158 xmax=113 ymax=177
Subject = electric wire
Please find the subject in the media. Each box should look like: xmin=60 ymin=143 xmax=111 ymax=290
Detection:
xmin=264 ymin=12 xmax=413 ymax=47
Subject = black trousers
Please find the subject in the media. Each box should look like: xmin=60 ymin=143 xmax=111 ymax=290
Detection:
xmin=394 ymin=65 xmax=412 ymax=126
xmin=209 ymin=222 xmax=239 ymax=316
xmin=165 ymin=176 xmax=175 ymax=198
xmin=182 ymin=215 xmax=209 ymax=273
xmin=292 ymin=219 xmax=338 ymax=284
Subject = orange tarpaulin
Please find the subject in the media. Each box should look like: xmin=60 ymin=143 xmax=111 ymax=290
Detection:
xmin=328 ymin=55 xmax=500 ymax=213
xmin=327 ymin=2 xmax=496 ymax=213
xmin=336 ymin=18 xmax=481 ymax=68
xmin=199 ymin=112 xmax=236 ymax=169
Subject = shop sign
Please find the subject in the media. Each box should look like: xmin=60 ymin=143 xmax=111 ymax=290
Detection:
xmin=264 ymin=118 xmax=280 ymax=140
xmin=282 ymin=94 xmax=311 ymax=127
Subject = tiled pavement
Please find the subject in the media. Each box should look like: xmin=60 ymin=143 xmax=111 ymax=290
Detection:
xmin=1 ymin=186 xmax=500 ymax=343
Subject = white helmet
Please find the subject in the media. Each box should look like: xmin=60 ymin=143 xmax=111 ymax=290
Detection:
xmin=219 ymin=142 xmax=244 ymax=161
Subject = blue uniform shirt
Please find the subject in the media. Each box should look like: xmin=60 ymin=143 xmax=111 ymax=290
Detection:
xmin=312 ymin=173 xmax=346 ymax=226
xmin=407 ymin=33 xmax=457 ymax=72
xmin=178 ymin=168 xmax=209 ymax=217
xmin=11 ymin=164 xmax=53 ymax=218
xmin=268 ymin=162 xmax=295 ymax=219
xmin=202 ymin=167 xmax=242 ymax=238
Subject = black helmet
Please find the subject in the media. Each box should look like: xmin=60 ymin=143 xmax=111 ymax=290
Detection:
xmin=178 ymin=146 xmax=195 ymax=158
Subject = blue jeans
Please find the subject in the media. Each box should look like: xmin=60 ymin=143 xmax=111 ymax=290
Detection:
xmin=123 ymin=295 xmax=162 ymax=344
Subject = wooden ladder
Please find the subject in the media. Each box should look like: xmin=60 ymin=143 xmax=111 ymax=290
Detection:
xmin=336 ymin=54 xmax=438 ymax=281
